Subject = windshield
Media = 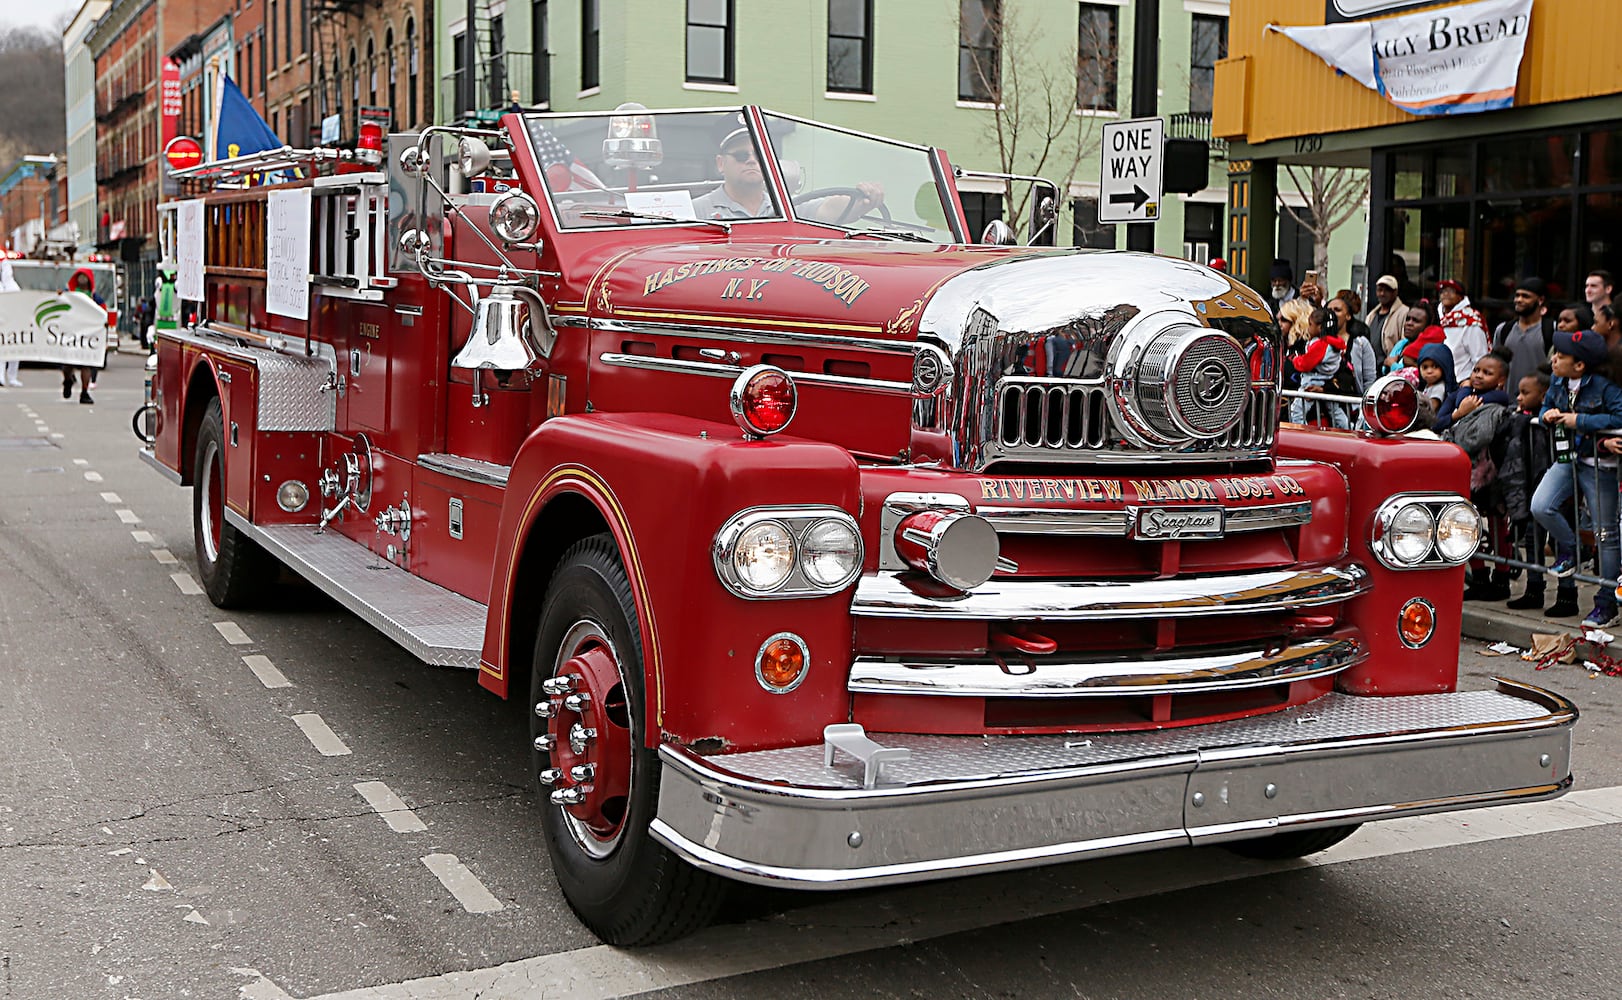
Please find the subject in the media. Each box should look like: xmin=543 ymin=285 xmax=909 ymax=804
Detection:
xmin=526 ymin=109 xmax=785 ymax=230
xmin=524 ymin=108 xmax=960 ymax=242
xmin=760 ymin=113 xmax=958 ymax=243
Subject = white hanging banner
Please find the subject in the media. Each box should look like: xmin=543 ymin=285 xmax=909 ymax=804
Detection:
xmin=174 ymin=198 xmax=206 ymax=300
xmin=0 ymin=290 xmax=109 ymax=367
xmin=1270 ymin=0 xmax=1533 ymax=116
xmin=266 ymin=188 xmax=312 ymax=320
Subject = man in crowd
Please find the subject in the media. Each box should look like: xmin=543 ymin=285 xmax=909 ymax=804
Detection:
xmin=1437 ymin=278 xmax=1490 ymax=384
xmin=1587 ymin=269 xmax=1615 ymax=312
xmin=1267 ymin=259 xmax=1297 ymax=319
xmin=1365 ymin=274 xmax=1409 ymax=355
xmin=1493 ymin=276 xmax=1555 ymax=392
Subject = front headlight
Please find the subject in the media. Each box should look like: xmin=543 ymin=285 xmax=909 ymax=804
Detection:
xmin=489 ymin=190 xmax=541 ymax=243
xmin=732 ymin=521 xmax=795 ymax=593
xmin=1389 ymin=504 xmax=1434 ymax=564
xmin=800 ymin=518 xmax=862 ymax=588
xmin=714 ymin=507 xmax=865 ymax=599
xmin=1435 ymin=501 xmax=1482 ymax=561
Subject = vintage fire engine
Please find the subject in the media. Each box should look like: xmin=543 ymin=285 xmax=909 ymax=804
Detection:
xmin=139 ymin=106 xmax=1576 ymax=946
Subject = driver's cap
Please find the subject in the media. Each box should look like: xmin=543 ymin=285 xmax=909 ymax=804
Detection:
xmin=719 ymin=127 xmax=751 ymax=152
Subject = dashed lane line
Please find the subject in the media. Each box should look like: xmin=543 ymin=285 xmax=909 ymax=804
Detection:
xmin=249 ymin=786 xmax=1622 ymax=1000
xmin=49 ymin=432 xmax=63 ymax=440
xmin=170 ymin=571 xmax=204 ymax=596
xmin=291 ymin=714 xmax=351 ymax=757
xmin=131 ymin=530 xmax=156 ymax=543
xmin=213 ymin=621 xmax=253 ymax=645
xmin=152 ymin=549 xmax=179 ymax=565
xmin=241 ymin=655 xmax=292 ymax=689
xmin=100 ymin=491 xmax=123 ymax=503
xmin=116 ymin=509 xmax=142 ymax=524
xmin=72 ymin=458 xmax=88 ymax=466
xmin=353 ymin=782 xmax=428 ymax=834
xmin=84 ymin=470 xmax=102 ymax=482
xmin=421 ymin=854 xmax=503 ymax=914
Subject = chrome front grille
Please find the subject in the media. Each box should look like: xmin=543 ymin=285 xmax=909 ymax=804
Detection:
xmin=996 ymin=379 xmax=1276 ymax=455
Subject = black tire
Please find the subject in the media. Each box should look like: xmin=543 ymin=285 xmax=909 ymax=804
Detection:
xmin=1224 ymin=824 xmax=1361 ymax=860
xmin=192 ymin=397 xmax=275 ymax=607
xmin=532 ymin=535 xmax=725 ymax=945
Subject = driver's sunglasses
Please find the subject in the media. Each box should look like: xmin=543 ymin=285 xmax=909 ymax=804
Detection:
xmin=725 ymin=149 xmax=758 ymax=163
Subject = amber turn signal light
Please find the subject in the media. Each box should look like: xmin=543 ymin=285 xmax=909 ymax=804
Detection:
xmin=1398 ymin=598 xmax=1436 ymax=649
xmin=755 ymin=633 xmax=809 ymax=693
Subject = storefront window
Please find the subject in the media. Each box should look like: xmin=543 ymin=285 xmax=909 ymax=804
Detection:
xmin=1580 ymin=191 xmax=1622 ymax=298
xmin=1586 ymin=127 xmax=1622 ymax=186
xmin=1435 ymin=147 xmax=1471 ymax=198
xmin=1477 ymin=195 xmax=1572 ymax=304
xmin=1393 ymin=152 xmax=1424 ymax=200
xmin=1481 ymin=134 xmax=1576 ymax=193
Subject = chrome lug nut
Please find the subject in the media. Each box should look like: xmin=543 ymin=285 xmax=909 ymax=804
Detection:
xmin=563 ymin=692 xmax=591 ymax=712
xmin=532 ymin=734 xmax=557 ymax=753
xmin=550 ymin=787 xmax=587 ymax=805
xmin=538 ymin=767 xmax=564 ymax=786
xmin=542 ymin=674 xmax=580 ymax=695
xmin=568 ymin=723 xmax=598 ymax=754
xmin=569 ymin=763 xmax=596 ymax=781
xmin=534 ymin=700 xmax=558 ymax=719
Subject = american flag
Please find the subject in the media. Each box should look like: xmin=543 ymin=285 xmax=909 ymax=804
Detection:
xmin=531 ymin=126 xmax=606 ymax=193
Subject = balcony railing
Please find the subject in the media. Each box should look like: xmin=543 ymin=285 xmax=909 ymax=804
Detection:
xmin=1169 ymin=111 xmax=1228 ymax=158
xmin=441 ymin=50 xmax=549 ymax=120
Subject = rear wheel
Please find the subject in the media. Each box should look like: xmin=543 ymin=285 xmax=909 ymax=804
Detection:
xmin=1224 ymin=824 xmax=1361 ymax=860
xmin=192 ymin=397 xmax=275 ymax=607
xmin=532 ymin=535 xmax=725 ymax=945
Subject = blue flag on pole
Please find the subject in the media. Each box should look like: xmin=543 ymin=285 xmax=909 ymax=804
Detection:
xmin=211 ymin=73 xmax=282 ymax=161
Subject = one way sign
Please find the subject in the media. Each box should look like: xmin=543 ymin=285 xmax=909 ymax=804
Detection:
xmin=1098 ymin=117 xmax=1163 ymax=224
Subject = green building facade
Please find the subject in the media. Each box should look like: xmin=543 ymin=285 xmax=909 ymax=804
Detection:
xmin=434 ymin=1 xmax=1362 ymax=281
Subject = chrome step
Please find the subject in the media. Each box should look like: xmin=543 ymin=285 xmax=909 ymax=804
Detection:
xmin=850 ymin=564 xmax=1368 ymax=620
xmin=225 ymin=511 xmax=486 ymax=668
xmin=848 ymin=635 xmax=1365 ymax=697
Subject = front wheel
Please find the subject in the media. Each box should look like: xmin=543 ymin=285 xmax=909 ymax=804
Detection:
xmin=1224 ymin=824 xmax=1361 ymax=860
xmin=532 ymin=535 xmax=725 ymax=945
xmin=192 ymin=397 xmax=275 ymax=607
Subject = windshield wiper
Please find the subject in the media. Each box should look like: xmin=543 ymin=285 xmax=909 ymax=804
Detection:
xmin=579 ymin=210 xmax=732 ymax=234
xmin=847 ymin=227 xmax=932 ymax=242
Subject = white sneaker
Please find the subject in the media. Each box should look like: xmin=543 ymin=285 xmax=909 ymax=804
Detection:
xmin=6 ymin=379 xmax=21 ymax=387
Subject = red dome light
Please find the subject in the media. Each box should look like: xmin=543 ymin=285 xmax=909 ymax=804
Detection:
xmin=1361 ymin=374 xmax=1420 ymax=434
xmin=730 ymin=365 xmax=797 ymax=438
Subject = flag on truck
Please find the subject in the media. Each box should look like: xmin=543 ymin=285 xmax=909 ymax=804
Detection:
xmin=211 ymin=74 xmax=283 ymax=160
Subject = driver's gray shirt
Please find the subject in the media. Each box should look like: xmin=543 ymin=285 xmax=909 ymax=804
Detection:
xmin=691 ymin=185 xmax=776 ymax=220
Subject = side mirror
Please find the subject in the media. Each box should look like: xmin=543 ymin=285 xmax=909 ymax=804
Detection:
xmin=1028 ymin=190 xmax=1057 ymax=246
xmin=980 ymin=219 xmax=1016 ymax=246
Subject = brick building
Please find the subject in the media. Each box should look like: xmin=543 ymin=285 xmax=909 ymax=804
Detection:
xmin=0 ymin=156 xmax=65 ymax=254
xmin=304 ymin=0 xmax=433 ymax=145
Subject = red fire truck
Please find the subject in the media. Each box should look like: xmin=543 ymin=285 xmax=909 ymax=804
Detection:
xmin=140 ymin=106 xmax=1575 ymax=946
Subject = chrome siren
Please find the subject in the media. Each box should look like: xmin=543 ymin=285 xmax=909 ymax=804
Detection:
xmin=1109 ymin=311 xmax=1250 ymax=446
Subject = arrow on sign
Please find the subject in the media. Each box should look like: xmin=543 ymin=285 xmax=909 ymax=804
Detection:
xmin=1109 ymin=185 xmax=1151 ymax=212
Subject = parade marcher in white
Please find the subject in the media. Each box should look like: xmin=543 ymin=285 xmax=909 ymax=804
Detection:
xmin=0 ymin=256 xmax=20 ymax=387
xmin=1437 ymin=278 xmax=1490 ymax=385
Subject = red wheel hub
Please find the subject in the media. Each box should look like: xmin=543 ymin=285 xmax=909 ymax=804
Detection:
xmin=541 ymin=634 xmax=632 ymax=851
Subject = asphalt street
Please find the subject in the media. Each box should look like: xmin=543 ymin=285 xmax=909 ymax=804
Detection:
xmin=2 ymin=351 xmax=1619 ymax=1000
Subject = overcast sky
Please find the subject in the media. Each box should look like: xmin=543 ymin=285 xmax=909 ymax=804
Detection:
xmin=0 ymin=0 xmax=84 ymax=34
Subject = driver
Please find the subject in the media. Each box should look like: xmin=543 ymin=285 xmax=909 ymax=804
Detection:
xmin=692 ymin=128 xmax=775 ymax=219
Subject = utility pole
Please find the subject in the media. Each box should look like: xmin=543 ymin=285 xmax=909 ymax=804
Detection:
xmin=1126 ymin=0 xmax=1159 ymax=253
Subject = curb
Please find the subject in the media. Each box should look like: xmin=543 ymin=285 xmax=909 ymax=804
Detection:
xmin=1461 ymin=600 xmax=1622 ymax=655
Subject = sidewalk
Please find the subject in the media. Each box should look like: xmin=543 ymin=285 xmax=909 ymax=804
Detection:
xmin=1461 ymin=592 xmax=1622 ymax=655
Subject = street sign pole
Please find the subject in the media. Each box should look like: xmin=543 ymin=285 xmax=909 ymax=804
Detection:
xmin=1126 ymin=0 xmax=1160 ymax=252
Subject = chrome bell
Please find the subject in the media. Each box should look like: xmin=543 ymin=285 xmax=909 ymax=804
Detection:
xmin=450 ymin=284 xmax=556 ymax=371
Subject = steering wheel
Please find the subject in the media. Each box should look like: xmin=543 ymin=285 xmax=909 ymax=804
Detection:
xmin=792 ymin=186 xmax=893 ymax=227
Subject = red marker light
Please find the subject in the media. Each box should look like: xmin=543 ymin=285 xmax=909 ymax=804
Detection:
xmin=729 ymin=365 xmax=797 ymax=438
xmin=357 ymin=122 xmax=384 ymax=152
xmin=164 ymin=136 xmax=204 ymax=172
xmin=1361 ymin=374 xmax=1420 ymax=434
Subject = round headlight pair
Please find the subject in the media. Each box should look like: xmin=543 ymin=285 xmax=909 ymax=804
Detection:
xmin=717 ymin=510 xmax=864 ymax=598
xmin=1376 ymin=496 xmax=1480 ymax=568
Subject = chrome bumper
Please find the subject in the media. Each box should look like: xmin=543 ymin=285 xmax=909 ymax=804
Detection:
xmin=650 ymin=679 xmax=1575 ymax=889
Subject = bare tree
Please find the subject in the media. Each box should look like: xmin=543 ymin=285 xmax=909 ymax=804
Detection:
xmin=0 ymin=25 xmax=68 ymax=168
xmin=959 ymin=1 xmax=1115 ymax=240
xmin=1279 ymin=165 xmax=1368 ymax=278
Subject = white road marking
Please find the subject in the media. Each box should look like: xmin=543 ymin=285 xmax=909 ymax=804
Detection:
xmin=184 ymin=909 xmax=210 ymax=925
xmin=421 ymin=854 xmax=503 ymax=914
xmin=353 ymin=781 xmax=429 ymax=833
xmin=288 ymin=786 xmax=1622 ymax=1000
xmin=72 ymin=458 xmax=88 ymax=466
xmin=116 ymin=509 xmax=141 ymax=524
xmin=213 ymin=621 xmax=253 ymax=645
xmin=100 ymin=491 xmax=122 ymax=503
xmin=141 ymin=869 xmax=173 ymax=892
xmin=83 ymin=470 xmax=102 ymax=482
xmin=241 ymin=655 xmax=291 ymax=689
xmin=171 ymin=572 xmax=204 ymax=595
xmin=49 ymin=432 xmax=63 ymax=439
xmin=292 ymin=714 xmax=351 ymax=757
xmin=151 ymin=549 xmax=179 ymax=565
xmin=130 ymin=530 xmax=156 ymax=543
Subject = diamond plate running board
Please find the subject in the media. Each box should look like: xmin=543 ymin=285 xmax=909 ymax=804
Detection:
xmin=225 ymin=511 xmax=486 ymax=668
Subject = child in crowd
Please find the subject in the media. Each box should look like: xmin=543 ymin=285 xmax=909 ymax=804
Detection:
xmin=1289 ymin=307 xmax=1351 ymax=428
xmin=1439 ymin=351 xmax=1514 ymax=600
xmin=1413 ymin=341 xmax=1457 ymax=414
xmin=1503 ymin=372 xmax=1555 ymax=610
xmin=1530 ymin=329 xmax=1622 ymax=625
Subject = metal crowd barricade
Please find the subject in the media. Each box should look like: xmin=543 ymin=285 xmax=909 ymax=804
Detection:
xmin=1474 ymin=427 xmax=1622 ymax=592
xmin=1279 ymin=387 xmax=1360 ymax=429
